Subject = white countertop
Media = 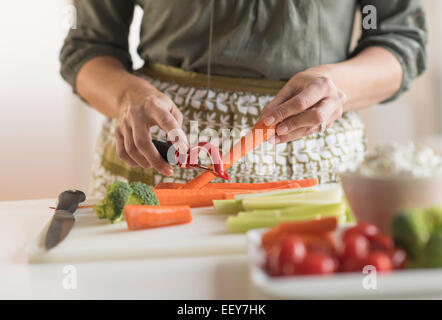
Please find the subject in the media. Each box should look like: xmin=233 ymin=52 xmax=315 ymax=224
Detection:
xmin=0 ymin=198 xmax=255 ymax=299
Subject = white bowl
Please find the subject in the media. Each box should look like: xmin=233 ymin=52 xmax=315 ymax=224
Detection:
xmin=339 ymin=172 xmax=442 ymax=235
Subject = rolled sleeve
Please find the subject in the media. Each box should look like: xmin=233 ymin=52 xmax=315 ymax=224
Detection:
xmin=60 ymin=0 xmax=135 ymax=93
xmin=351 ymin=0 xmax=428 ymax=102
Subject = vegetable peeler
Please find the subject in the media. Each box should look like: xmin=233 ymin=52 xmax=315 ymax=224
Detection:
xmin=152 ymin=139 xmax=229 ymax=180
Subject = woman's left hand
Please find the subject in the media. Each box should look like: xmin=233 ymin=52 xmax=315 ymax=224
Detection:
xmin=259 ymin=67 xmax=347 ymax=144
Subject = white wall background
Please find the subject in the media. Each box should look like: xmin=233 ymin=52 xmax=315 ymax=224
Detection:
xmin=0 ymin=1 xmax=440 ymax=201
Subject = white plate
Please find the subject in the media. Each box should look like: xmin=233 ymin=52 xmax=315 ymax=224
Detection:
xmin=247 ymin=228 xmax=442 ymax=299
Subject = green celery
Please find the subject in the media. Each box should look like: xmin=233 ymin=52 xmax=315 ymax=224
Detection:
xmin=241 ymin=186 xmax=342 ymax=210
xmin=237 ymin=202 xmax=343 ymax=218
xmin=213 ymin=199 xmax=242 ymax=215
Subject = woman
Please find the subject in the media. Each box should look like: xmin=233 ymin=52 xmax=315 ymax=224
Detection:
xmin=60 ymin=0 xmax=426 ymax=197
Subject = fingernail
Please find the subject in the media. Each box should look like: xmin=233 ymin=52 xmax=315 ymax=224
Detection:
xmin=163 ymin=168 xmax=173 ymax=176
xmin=277 ymin=126 xmax=288 ymax=135
xmin=264 ymin=116 xmax=275 ymax=126
xmin=268 ymin=136 xmax=280 ymax=144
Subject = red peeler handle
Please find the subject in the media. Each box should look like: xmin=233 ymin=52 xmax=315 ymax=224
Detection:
xmin=152 ymin=139 xmax=229 ymax=180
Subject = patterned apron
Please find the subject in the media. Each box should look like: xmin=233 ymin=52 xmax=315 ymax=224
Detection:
xmin=90 ymin=63 xmax=366 ymax=198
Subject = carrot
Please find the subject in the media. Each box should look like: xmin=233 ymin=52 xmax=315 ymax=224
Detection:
xmin=154 ymin=187 xmax=298 ymax=207
xmin=295 ymin=178 xmax=318 ymax=188
xmin=155 ymin=179 xmax=313 ymax=190
xmin=261 ymin=217 xmax=338 ymax=248
xmin=124 ymin=205 xmax=192 ymax=230
xmin=182 ymin=120 xmax=275 ymax=189
xmin=223 ymin=182 xmax=301 ymax=199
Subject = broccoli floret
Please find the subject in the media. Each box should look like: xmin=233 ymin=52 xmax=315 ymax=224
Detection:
xmin=93 ymin=181 xmax=159 ymax=223
xmin=93 ymin=181 xmax=132 ymax=223
xmin=129 ymin=181 xmax=160 ymax=206
xmin=392 ymin=207 xmax=442 ymax=259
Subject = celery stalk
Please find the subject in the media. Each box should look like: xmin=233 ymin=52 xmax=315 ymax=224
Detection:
xmin=237 ymin=202 xmax=343 ymax=218
xmin=213 ymin=199 xmax=242 ymax=215
xmin=233 ymin=186 xmax=315 ymax=200
xmin=227 ymin=214 xmax=331 ymax=233
xmin=241 ymin=186 xmax=342 ymax=210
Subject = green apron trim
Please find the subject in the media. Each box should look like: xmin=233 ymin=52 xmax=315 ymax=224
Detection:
xmin=140 ymin=63 xmax=286 ymax=95
xmin=102 ymin=144 xmax=155 ymax=186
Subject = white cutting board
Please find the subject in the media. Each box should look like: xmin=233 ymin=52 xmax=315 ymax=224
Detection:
xmin=27 ymin=205 xmax=246 ymax=263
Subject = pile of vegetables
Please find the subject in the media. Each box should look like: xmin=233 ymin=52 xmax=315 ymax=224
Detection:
xmin=263 ymin=218 xmax=406 ymax=277
xmin=211 ymin=181 xmax=349 ymax=233
xmin=93 ymin=180 xmax=192 ymax=229
xmin=392 ymin=207 xmax=442 ymax=269
xmin=152 ymin=179 xmax=311 ymax=207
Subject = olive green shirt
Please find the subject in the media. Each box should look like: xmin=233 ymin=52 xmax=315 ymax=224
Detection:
xmin=60 ymin=0 xmax=427 ymax=101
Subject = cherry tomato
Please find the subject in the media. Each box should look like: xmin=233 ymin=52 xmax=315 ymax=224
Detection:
xmin=296 ymin=252 xmax=336 ymax=275
xmin=342 ymin=233 xmax=370 ymax=260
xmin=388 ymin=248 xmax=407 ymax=269
xmin=343 ymin=223 xmax=379 ymax=242
xmin=370 ymin=234 xmax=393 ymax=252
xmin=266 ymin=236 xmax=306 ymax=276
xmin=302 ymin=232 xmax=338 ymax=256
xmin=363 ymin=251 xmax=393 ymax=273
xmin=339 ymin=257 xmax=365 ymax=273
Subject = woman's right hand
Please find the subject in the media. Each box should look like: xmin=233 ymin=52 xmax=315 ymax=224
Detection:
xmin=114 ymin=87 xmax=188 ymax=176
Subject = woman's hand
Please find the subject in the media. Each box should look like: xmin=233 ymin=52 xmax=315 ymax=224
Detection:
xmin=260 ymin=68 xmax=347 ymax=144
xmin=114 ymin=87 xmax=188 ymax=176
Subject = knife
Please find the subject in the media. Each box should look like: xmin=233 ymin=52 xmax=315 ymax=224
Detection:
xmin=44 ymin=190 xmax=86 ymax=250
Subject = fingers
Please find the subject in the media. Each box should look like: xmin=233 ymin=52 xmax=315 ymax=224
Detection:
xmin=270 ymin=126 xmax=318 ymax=144
xmin=121 ymin=122 xmax=151 ymax=168
xmin=114 ymin=127 xmax=139 ymax=168
xmin=262 ymin=76 xmax=332 ymax=127
xmin=170 ymin=104 xmax=184 ymax=127
xmin=275 ymin=97 xmax=337 ymax=135
xmin=149 ymin=96 xmax=189 ymax=154
xmin=269 ymin=91 xmax=345 ymax=144
xmin=131 ymin=120 xmax=173 ymax=176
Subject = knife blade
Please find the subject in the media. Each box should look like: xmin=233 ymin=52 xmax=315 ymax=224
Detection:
xmin=45 ymin=189 xmax=86 ymax=250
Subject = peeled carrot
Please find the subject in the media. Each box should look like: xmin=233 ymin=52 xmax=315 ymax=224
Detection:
xmin=261 ymin=217 xmax=338 ymax=248
xmin=182 ymin=120 xmax=275 ymax=189
xmin=295 ymin=178 xmax=318 ymax=188
xmin=154 ymin=187 xmax=298 ymax=207
xmin=223 ymin=182 xmax=301 ymax=199
xmin=155 ymin=179 xmax=313 ymax=190
xmin=124 ymin=205 xmax=192 ymax=230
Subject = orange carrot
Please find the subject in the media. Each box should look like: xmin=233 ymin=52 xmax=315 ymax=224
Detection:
xmin=261 ymin=217 xmax=338 ymax=248
xmin=182 ymin=120 xmax=275 ymax=189
xmin=295 ymin=178 xmax=318 ymax=188
xmin=124 ymin=205 xmax=192 ymax=230
xmin=155 ymin=187 xmax=298 ymax=207
xmin=155 ymin=179 xmax=313 ymax=190
xmin=223 ymin=182 xmax=301 ymax=199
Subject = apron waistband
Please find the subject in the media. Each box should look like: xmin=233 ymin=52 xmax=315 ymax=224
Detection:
xmin=139 ymin=63 xmax=286 ymax=95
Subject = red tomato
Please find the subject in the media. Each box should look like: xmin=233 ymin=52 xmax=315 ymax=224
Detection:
xmin=363 ymin=251 xmax=393 ymax=273
xmin=296 ymin=252 xmax=336 ymax=275
xmin=370 ymin=234 xmax=394 ymax=251
xmin=302 ymin=232 xmax=338 ymax=256
xmin=342 ymin=233 xmax=370 ymax=260
xmin=266 ymin=236 xmax=306 ymax=276
xmin=339 ymin=257 xmax=365 ymax=273
xmin=389 ymin=248 xmax=407 ymax=269
xmin=343 ymin=223 xmax=379 ymax=242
